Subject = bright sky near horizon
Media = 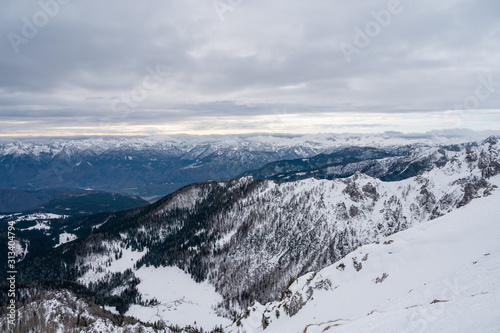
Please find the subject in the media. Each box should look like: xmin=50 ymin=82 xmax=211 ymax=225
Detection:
xmin=1 ymin=0 xmax=499 ymax=136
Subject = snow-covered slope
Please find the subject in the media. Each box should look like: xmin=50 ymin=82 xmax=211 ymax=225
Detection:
xmin=0 ymin=190 xmax=148 ymax=272
xmin=10 ymin=137 xmax=500 ymax=332
xmin=199 ymin=139 xmax=499 ymax=310
xmin=128 ymin=266 xmax=231 ymax=329
xmin=74 ymin=242 xmax=229 ymax=330
xmin=230 ymin=175 xmax=500 ymax=333
xmin=14 ymin=138 xmax=498 ymax=319
xmin=247 ymin=144 xmax=453 ymax=182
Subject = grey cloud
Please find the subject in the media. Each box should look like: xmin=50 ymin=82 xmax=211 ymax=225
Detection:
xmin=0 ymin=0 xmax=499 ymax=135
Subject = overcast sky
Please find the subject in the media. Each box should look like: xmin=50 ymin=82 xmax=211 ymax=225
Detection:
xmin=1 ymin=0 xmax=499 ymax=136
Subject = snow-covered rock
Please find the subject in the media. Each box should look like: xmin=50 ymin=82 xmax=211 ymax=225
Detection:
xmin=230 ymin=175 xmax=500 ymax=333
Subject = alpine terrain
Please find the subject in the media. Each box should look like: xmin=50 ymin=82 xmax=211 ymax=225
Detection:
xmin=1 ymin=135 xmax=499 ymax=332
xmin=0 ymin=132 xmax=485 ymax=197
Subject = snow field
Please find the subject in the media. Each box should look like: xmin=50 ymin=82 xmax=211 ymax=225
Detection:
xmin=128 ymin=266 xmax=231 ymax=330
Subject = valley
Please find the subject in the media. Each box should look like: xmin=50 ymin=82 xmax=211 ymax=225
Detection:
xmin=0 ymin=135 xmax=498 ymax=332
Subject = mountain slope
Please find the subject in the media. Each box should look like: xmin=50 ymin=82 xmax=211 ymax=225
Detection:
xmin=0 ymin=281 xmax=224 ymax=333
xmin=0 ymin=190 xmax=149 ymax=268
xmin=241 ymin=146 xmax=396 ymax=180
xmin=243 ymin=144 xmax=465 ymax=183
xmin=11 ymin=138 xmax=499 ymax=330
xmin=230 ymin=175 xmax=500 ymax=333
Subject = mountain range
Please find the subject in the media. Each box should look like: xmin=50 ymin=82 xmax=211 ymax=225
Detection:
xmin=2 ymin=135 xmax=498 ymax=332
xmin=0 ymin=132 xmax=489 ymax=198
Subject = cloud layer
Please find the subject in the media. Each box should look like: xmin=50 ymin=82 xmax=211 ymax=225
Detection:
xmin=1 ymin=0 xmax=499 ymax=135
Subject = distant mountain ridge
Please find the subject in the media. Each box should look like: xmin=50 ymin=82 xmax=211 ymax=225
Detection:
xmin=242 ymin=146 xmax=396 ymax=179
xmin=0 ymin=132 xmax=488 ymax=197
xmin=243 ymin=144 xmax=461 ymax=182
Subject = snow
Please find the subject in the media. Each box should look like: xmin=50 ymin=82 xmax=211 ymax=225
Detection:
xmin=14 ymin=239 xmax=29 ymax=261
xmin=231 ymin=175 xmax=500 ymax=333
xmin=157 ymin=186 xmax=202 ymax=213
xmin=55 ymin=232 xmax=77 ymax=247
xmin=23 ymin=220 xmax=51 ymax=231
xmin=75 ymin=242 xmax=230 ymax=330
xmin=12 ymin=212 xmax=67 ymax=222
xmin=23 ymin=136 xmax=498 ymax=332
xmin=215 ymin=229 xmax=238 ymax=249
xmin=128 ymin=266 xmax=231 ymax=330
xmin=108 ymin=247 xmax=147 ymax=273
xmin=104 ymin=305 xmax=120 ymax=315
xmin=1 ymin=132 xmax=496 ymax=160
xmin=0 ymin=289 xmax=158 ymax=333
xmin=77 ymin=244 xmax=147 ymax=285
xmin=92 ymin=222 xmax=106 ymax=230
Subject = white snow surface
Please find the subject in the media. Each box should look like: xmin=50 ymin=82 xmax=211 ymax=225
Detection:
xmin=7 ymin=212 xmax=68 ymax=223
xmin=77 ymin=242 xmax=147 ymax=285
xmin=76 ymin=241 xmax=230 ymax=331
xmin=23 ymin=220 xmax=51 ymax=231
xmin=55 ymin=232 xmax=77 ymax=248
xmin=128 ymin=266 xmax=231 ymax=330
xmin=7 ymin=212 xmax=68 ymax=235
xmin=230 ymin=176 xmax=500 ymax=333
xmin=14 ymin=239 xmax=29 ymax=261
xmin=18 ymin=212 xmax=67 ymax=220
